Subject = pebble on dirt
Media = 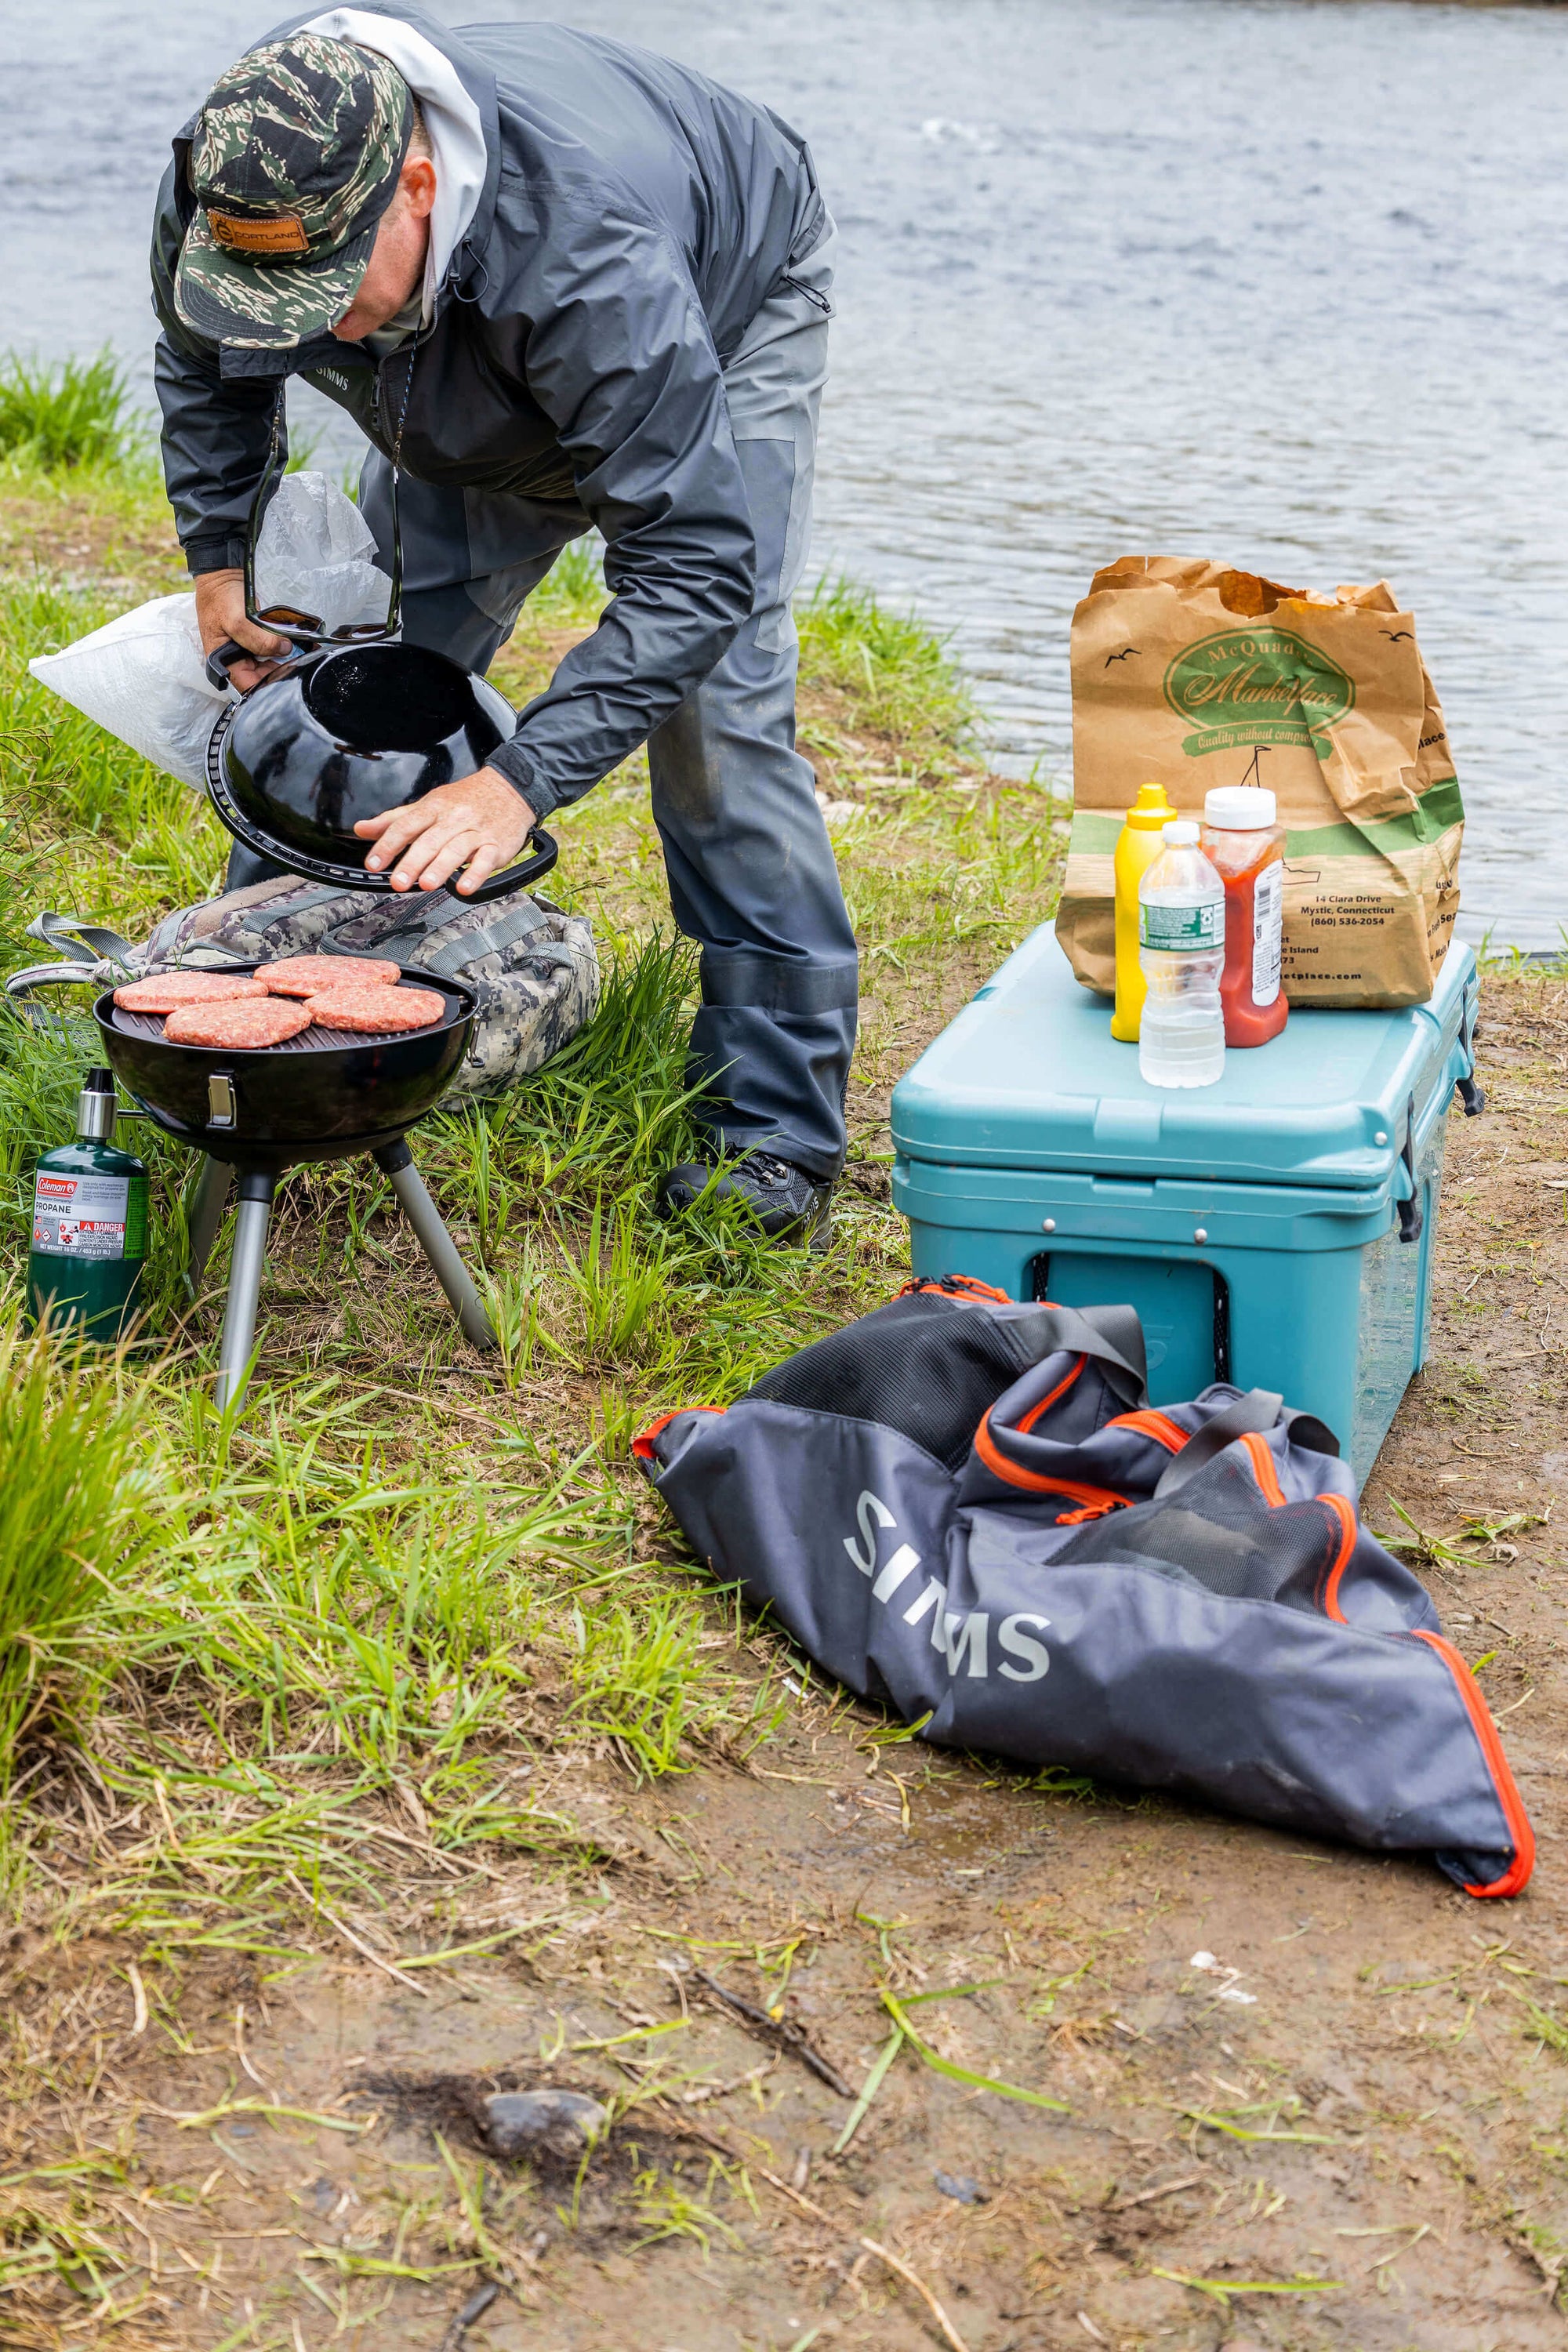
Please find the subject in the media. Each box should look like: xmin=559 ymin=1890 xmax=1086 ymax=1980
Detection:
xmin=481 ymin=2088 xmax=608 ymax=2160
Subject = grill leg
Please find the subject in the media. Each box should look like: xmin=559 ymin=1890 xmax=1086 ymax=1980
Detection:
xmin=215 ymin=1171 xmax=275 ymax=1412
xmin=375 ymin=1139 xmax=496 ymax=1351
xmin=184 ymin=1155 xmax=233 ymax=1294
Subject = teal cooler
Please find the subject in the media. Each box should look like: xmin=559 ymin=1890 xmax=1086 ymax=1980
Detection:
xmin=891 ymin=924 xmax=1482 ymax=1488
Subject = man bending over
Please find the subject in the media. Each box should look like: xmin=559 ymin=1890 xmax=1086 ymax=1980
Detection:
xmin=152 ymin=1 xmax=857 ymax=1244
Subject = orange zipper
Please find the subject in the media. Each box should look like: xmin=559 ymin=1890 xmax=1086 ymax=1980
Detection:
xmin=898 ymin=1274 xmax=1013 ymax=1305
xmin=1410 ymin=1629 xmax=1535 ymax=1898
xmin=1018 ymin=1356 xmax=1086 ymax=1432
xmin=972 ymin=1409 xmax=1132 ymax=1515
xmin=1241 ymin=1431 xmax=1287 ymax=1508
xmin=632 ymin=1404 xmax=724 ymax=1462
xmin=1318 ymin=1492 xmax=1356 ymax=1620
xmin=1107 ymin=1407 xmax=1188 ymax=1453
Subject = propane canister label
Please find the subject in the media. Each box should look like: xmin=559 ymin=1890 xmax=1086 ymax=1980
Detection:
xmin=31 ymin=1171 xmax=139 ymax=1261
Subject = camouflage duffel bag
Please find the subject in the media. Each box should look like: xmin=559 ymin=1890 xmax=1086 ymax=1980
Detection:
xmin=20 ymin=876 xmax=599 ymax=1099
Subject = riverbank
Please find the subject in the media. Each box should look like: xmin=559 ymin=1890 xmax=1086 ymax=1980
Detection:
xmin=2 ymin=443 xmax=1567 ymax=2352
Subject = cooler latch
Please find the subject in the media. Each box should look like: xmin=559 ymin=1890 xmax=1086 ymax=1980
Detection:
xmin=1396 ymin=1091 xmax=1424 ymax=1245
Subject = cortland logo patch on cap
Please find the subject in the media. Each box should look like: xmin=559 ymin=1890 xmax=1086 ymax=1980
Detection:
xmin=174 ymin=31 xmax=412 ymax=350
xmin=206 ymin=211 xmax=310 ymax=257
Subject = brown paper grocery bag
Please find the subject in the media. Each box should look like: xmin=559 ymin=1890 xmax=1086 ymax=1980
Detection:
xmin=1058 ymin=557 xmax=1463 ymax=1006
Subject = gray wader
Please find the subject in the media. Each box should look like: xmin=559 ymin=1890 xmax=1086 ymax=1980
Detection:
xmin=229 ymin=230 xmax=857 ymax=1177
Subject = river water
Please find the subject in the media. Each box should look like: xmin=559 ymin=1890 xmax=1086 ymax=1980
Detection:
xmin=7 ymin=0 xmax=1568 ymax=943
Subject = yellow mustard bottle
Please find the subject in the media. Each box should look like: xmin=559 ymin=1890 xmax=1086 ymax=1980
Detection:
xmin=1110 ymin=781 xmax=1178 ymax=1041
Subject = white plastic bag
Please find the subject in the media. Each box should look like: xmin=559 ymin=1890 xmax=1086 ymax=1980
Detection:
xmin=27 ymin=473 xmax=391 ymax=790
xmin=251 ymin=469 xmax=391 ymax=635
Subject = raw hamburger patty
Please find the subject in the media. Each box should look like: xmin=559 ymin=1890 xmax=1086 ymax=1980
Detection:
xmin=260 ymin=954 xmax=401 ymax=997
xmin=307 ymin=985 xmax=445 ymax=1034
xmin=163 ymin=997 xmax=314 ymax=1049
xmin=114 ymin=971 xmax=268 ymax=1014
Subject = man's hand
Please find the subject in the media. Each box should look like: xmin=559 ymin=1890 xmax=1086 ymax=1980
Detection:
xmin=354 ymin=768 xmax=536 ymax=895
xmin=194 ymin=568 xmax=292 ymax=692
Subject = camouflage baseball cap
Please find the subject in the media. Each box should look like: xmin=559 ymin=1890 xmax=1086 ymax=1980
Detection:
xmin=175 ymin=34 xmax=413 ymax=350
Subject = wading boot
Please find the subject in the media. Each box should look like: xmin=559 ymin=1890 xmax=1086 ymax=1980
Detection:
xmin=655 ymin=1151 xmax=835 ymax=1250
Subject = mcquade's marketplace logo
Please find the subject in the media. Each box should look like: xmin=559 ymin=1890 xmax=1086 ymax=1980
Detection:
xmin=1163 ymin=628 xmax=1354 ymax=761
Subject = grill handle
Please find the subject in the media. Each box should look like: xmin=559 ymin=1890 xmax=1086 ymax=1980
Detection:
xmin=460 ymin=826 xmax=558 ymax=904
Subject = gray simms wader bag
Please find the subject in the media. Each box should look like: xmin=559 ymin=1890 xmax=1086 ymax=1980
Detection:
xmin=637 ymin=1276 xmax=1534 ymax=1898
xmin=17 ymin=877 xmax=598 ymax=1101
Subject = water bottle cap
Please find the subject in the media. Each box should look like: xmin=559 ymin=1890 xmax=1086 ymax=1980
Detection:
xmin=1161 ymin=819 xmax=1200 ymax=846
xmin=1204 ymin=784 xmax=1277 ymax=829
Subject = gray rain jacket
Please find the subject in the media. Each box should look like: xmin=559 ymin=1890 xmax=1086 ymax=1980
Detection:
xmin=150 ymin=1 xmax=826 ymax=819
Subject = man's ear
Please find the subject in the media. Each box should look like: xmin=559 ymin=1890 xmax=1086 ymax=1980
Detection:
xmin=400 ymin=155 xmax=437 ymax=220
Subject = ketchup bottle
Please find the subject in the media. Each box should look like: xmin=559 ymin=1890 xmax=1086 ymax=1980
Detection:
xmin=1200 ymin=786 xmax=1288 ymax=1047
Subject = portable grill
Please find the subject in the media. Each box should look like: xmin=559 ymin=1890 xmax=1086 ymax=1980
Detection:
xmin=12 ymin=617 xmax=564 ymax=1407
xmin=89 ymin=965 xmax=495 ymax=1406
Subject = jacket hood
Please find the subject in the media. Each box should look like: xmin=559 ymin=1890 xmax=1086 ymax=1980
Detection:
xmin=171 ymin=0 xmax=501 ymax=332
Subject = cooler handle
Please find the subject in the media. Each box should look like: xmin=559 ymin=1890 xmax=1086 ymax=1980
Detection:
xmin=1396 ymin=1091 xmax=1424 ymax=1245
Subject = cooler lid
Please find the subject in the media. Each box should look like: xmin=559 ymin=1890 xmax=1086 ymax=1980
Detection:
xmin=891 ymin=922 xmax=1477 ymax=1192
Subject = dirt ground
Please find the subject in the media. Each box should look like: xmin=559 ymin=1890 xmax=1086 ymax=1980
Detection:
xmin=4 ymin=967 xmax=1566 ymax=2352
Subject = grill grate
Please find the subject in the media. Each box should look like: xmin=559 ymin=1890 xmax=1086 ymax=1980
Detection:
xmin=111 ymin=990 xmax=463 ymax=1055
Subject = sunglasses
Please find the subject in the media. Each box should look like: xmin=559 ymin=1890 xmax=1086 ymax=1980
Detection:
xmin=205 ymin=390 xmax=404 ymax=688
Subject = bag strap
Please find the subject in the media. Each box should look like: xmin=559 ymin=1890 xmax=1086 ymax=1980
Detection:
xmin=218 ymin=882 xmax=358 ymax=951
xmin=1152 ymin=1388 xmax=1342 ymax=1497
xmin=1004 ymin=1301 xmax=1149 ymax=1414
xmin=1152 ymin=1389 xmax=1283 ymax=1497
xmin=259 ymin=884 xmax=357 ymax=922
xmin=412 ymin=899 xmax=557 ymax=978
xmin=26 ymin=910 xmax=136 ymax=970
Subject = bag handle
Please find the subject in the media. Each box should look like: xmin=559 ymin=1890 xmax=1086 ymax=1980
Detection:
xmin=1006 ymin=1301 xmax=1149 ymax=1414
xmin=1152 ymin=1389 xmax=1340 ymax=1499
xmin=5 ymin=960 xmax=113 ymax=1003
xmin=25 ymin=911 xmax=136 ymax=971
xmin=1152 ymin=1389 xmax=1281 ymax=1497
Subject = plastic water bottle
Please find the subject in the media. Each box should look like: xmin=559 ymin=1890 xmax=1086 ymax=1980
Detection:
xmin=1138 ymin=821 xmax=1225 ymax=1089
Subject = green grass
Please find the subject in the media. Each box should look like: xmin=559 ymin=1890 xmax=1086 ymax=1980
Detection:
xmin=1 ymin=576 xmax=231 ymax=920
xmin=797 ymin=574 xmax=974 ymax=757
xmin=0 ymin=350 xmax=133 ymax=472
xmin=0 ymin=1316 xmax=162 ymax=1774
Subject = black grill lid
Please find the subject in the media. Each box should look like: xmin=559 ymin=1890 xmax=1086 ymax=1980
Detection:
xmin=205 ymin=642 xmax=557 ymax=902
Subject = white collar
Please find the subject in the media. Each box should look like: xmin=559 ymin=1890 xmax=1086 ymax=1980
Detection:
xmin=302 ymin=9 xmax=486 ymax=325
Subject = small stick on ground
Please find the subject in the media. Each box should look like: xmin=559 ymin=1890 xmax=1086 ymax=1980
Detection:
xmin=439 ymin=2279 xmax=499 ymax=2352
xmin=691 ymin=1967 xmax=853 ymax=2097
xmin=284 ymin=1869 xmax=431 ymax=1998
xmin=860 ymin=2236 xmax=971 ymax=2352
xmin=757 ymin=2165 xmax=835 ymax=2225
xmin=648 ymin=2103 xmax=836 ymax=2224
xmin=1108 ymin=2174 xmax=1200 ymax=2212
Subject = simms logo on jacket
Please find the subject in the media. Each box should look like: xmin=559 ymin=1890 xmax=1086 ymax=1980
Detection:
xmin=843 ymin=1490 xmax=1050 ymax=1682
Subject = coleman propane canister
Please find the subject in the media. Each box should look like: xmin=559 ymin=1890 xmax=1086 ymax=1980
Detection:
xmin=27 ymin=1069 xmax=148 ymax=1338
